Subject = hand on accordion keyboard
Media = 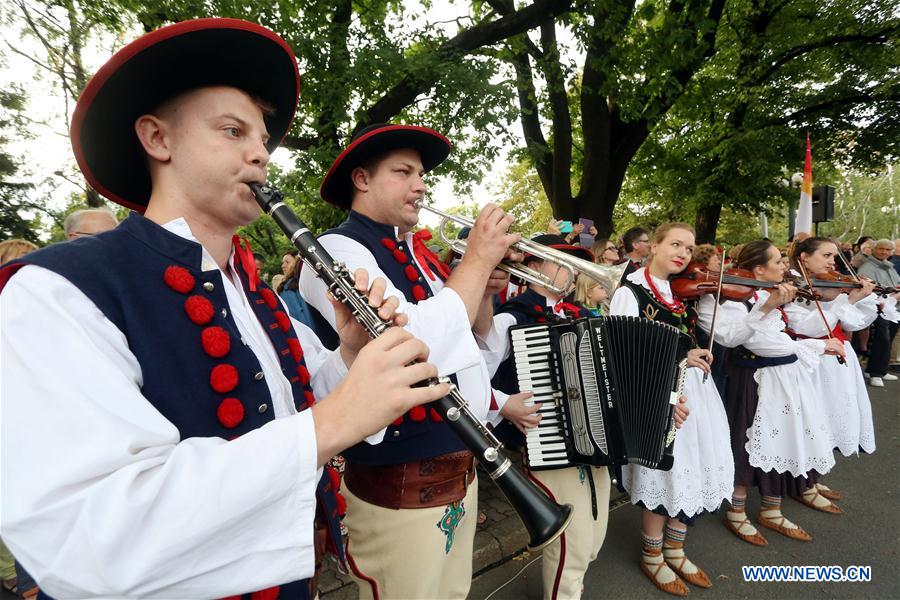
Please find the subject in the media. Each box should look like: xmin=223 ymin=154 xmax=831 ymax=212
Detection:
xmin=686 ymin=348 xmax=713 ymax=374
xmin=499 ymin=391 xmax=541 ymax=434
xmin=674 ymin=396 xmax=690 ymax=429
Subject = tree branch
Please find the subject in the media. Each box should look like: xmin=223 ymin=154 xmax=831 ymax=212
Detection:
xmin=751 ymin=26 xmax=900 ymax=86
xmin=538 ymin=20 xmax=573 ymax=209
xmin=765 ymin=91 xmax=900 ymax=127
xmin=357 ymin=0 xmax=573 ymax=129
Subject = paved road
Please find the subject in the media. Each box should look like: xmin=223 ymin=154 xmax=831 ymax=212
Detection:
xmin=470 ymin=379 xmax=900 ymax=599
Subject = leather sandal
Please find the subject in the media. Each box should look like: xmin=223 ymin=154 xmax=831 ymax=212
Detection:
xmin=724 ymin=513 xmax=768 ymax=546
xmin=795 ymin=489 xmax=844 ymax=515
xmin=665 ymin=555 xmax=712 ymax=588
xmin=640 ymin=560 xmax=690 ymax=596
xmin=815 ymin=484 xmax=843 ymax=501
xmin=757 ymin=514 xmax=812 ymax=542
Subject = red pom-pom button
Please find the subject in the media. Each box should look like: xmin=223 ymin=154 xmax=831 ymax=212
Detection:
xmin=412 ymin=285 xmax=426 ymax=301
xmin=391 ymin=416 xmax=404 ymax=426
xmin=409 ymin=406 xmax=426 ymax=422
xmin=287 ymin=338 xmax=304 ymax=362
xmin=217 ymin=397 xmax=245 ymax=428
xmin=164 ymin=265 xmax=195 ymax=293
xmin=250 ymin=586 xmax=281 ymax=600
xmin=380 ymin=238 xmax=397 ymax=251
xmin=404 ymin=265 xmax=419 ymax=282
xmin=273 ymin=310 xmax=292 ymax=332
xmin=392 ymin=249 xmax=408 ymax=264
xmin=184 ymin=295 xmax=214 ymax=325
xmin=296 ymin=364 xmax=311 ymax=385
xmin=533 ymin=305 xmax=544 ymax=313
xmin=201 ymin=326 xmax=231 ymax=358
xmin=260 ymin=288 xmax=278 ymax=310
xmin=304 ymin=390 xmax=316 ymax=406
xmin=429 ymin=408 xmax=443 ymax=422
xmin=210 ymin=364 xmax=239 ymax=393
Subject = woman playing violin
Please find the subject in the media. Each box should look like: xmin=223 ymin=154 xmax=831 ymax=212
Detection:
xmin=609 ymin=223 xmax=734 ymax=596
xmin=715 ymin=240 xmax=843 ymax=547
xmin=780 ymin=237 xmax=883 ymax=512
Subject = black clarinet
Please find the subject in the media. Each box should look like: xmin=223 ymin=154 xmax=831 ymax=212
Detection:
xmin=250 ymin=183 xmax=572 ymax=550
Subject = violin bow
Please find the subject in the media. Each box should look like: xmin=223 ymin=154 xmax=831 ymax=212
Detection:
xmin=797 ymin=259 xmax=847 ymax=366
xmin=835 ymin=249 xmax=861 ymax=281
xmin=703 ymin=247 xmax=727 ymax=383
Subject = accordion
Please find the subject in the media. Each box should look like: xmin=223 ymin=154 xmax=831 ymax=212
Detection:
xmin=510 ymin=316 xmax=690 ymax=471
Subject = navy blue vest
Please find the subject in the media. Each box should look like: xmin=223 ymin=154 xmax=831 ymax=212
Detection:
xmin=311 ymin=210 xmax=466 ymax=465
xmin=2 ymin=213 xmax=344 ymax=598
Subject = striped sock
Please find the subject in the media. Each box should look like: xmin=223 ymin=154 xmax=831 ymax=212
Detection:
xmin=641 ymin=532 xmax=663 ymax=554
xmin=664 ymin=523 xmax=687 ymax=545
xmin=760 ymin=495 xmax=782 ymax=511
xmin=730 ymin=495 xmax=746 ymax=511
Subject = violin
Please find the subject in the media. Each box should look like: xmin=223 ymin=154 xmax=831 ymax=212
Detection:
xmin=785 ymin=270 xmax=897 ymax=301
xmin=672 ymin=263 xmax=818 ymax=302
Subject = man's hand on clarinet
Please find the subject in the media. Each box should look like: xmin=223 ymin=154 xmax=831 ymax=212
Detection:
xmin=331 ymin=268 xmax=406 ymax=366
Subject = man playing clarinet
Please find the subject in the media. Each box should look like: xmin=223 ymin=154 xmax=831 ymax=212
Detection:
xmin=0 ymin=20 xmax=448 ymax=599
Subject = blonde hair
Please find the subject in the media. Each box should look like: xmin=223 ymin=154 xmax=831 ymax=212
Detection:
xmin=0 ymin=239 xmax=39 ymax=263
xmin=574 ymin=273 xmax=613 ymax=313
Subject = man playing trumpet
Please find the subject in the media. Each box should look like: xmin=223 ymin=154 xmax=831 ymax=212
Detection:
xmin=299 ymin=123 xmax=537 ymax=598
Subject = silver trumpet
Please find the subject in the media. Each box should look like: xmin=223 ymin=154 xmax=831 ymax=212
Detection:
xmin=416 ymin=201 xmax=629 ymax=291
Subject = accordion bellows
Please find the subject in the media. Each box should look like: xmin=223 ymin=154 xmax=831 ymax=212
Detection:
xmin=510 ymin=316 xmax=691 ymax=471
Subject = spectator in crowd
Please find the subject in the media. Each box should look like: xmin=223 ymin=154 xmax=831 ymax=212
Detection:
xmin=622 ymin=227 xmax=650 ymax=268
xmin=0 ymin=240 xmax=39 ymax=264
xmin=852 ymin=238 xmax=875 ymax=269
xmin=856 ymin=239 xmax=900 ymax=387
xmin=62 ymin=208 xmax=118 ymax=240
xmin=574 ymin=273 xmax=612 ymax=316
xmin=591 ymin=238 xmax=621 ymax=265
xmin=276 ymin=250 xmax=315 ymax=329
xmin=692 ymin=244 xmax=721 ymax=271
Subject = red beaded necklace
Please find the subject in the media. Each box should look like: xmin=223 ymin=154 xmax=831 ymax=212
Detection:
xmin=644 ymin=268 xmax=686 ymax=315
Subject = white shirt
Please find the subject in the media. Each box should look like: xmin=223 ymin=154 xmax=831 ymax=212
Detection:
xmin=1 ymin=218 xmax=347 ymax=598
xmin=299 ymin=226 xmax=506 ymax=436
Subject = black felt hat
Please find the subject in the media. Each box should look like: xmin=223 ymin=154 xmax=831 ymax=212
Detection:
xmin=70 ymin=18 xmax=300 ymax=212
xmin=320 ymin=123 xmax=452 ymax=209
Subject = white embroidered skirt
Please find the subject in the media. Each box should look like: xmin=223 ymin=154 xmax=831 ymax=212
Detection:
xmin=815 ymin=344 xmax=876 ymax=456
xmin=622 ymin=368 xmax=734 ymax=518
xmin=746 ymin=363 xmax=836 ymax=478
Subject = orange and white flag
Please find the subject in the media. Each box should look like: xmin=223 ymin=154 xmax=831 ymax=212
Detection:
xmin=795 ymin=134 xmax=813 ymax=235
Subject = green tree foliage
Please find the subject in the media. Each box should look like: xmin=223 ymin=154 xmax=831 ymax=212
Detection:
xmin=0 ymin=86 xmax=47 ymax=244
xmin=618 ymin=0 xmax=899 ymax=242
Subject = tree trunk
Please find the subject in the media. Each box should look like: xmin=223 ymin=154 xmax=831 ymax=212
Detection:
xmin=694 ymin=203 xmax=721 ymax=243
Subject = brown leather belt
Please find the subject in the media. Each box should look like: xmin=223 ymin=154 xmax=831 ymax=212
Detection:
xmin=344 ymin=451 xmax=476 ymax=509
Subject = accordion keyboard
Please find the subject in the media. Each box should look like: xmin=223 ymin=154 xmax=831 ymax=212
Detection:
xmin=511 ymin=327 xmax=570 ymax=469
